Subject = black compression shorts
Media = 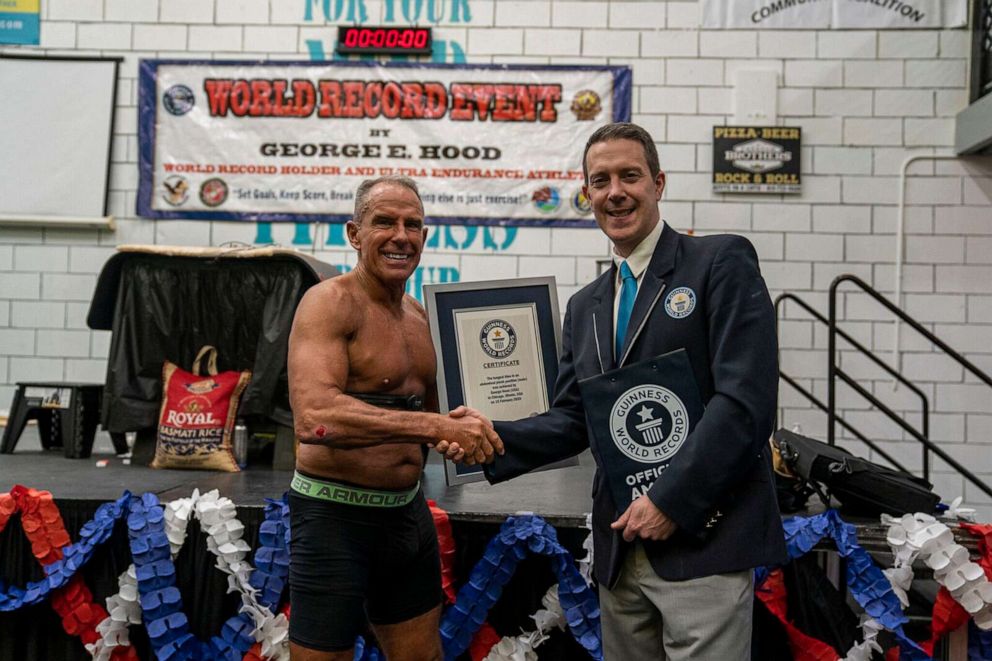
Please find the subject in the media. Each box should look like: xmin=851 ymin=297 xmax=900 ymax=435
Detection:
xmin=288 ymin=487 xmax=443 ymax=652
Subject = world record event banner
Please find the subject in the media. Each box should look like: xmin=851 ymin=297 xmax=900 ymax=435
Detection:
xmin=137 ymin=60 xmax=632 ymax=226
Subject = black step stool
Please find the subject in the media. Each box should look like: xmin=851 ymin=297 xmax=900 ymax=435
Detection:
xmin=1 ymin=382 xmax=124 ymax=458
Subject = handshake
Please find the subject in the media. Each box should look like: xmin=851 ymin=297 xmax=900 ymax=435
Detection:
xmin=430 ymin=406 xmax=504 ymax=466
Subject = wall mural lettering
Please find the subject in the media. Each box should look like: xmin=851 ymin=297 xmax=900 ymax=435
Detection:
xmin=303 ymin=0 xmax=472 ymax=25
xmin=303 ymin=0 xmax=469 ymax=63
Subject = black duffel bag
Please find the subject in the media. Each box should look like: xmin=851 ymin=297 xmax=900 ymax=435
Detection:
xmin=772 ymin=428 xmax=941 ymax=517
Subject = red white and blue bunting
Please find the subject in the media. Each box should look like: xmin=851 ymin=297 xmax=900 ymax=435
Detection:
xmin=759 ymin=509 xmax=992 ymax=661
xmin=439 ymin=514 xmax=602 ymax=661
xmin=3 ymin=484 xmax=992 ymax=661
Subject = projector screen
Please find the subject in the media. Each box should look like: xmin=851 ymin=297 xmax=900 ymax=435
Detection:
xmin=0 ymin=55 xmax=119 ymax=220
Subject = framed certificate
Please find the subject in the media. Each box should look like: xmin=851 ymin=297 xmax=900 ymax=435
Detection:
xmin=424 ymin=277 xmax=569 ymax=485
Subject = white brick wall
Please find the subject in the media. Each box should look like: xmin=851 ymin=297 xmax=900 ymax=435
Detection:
xmin=641 ymin=30 xmax=698 ymax=57
xmin=8 ymin=357 xmax=64 ymax=383
xmin=160 ymin=0 xmax=216 ymax=24
xmin=786 ymin=59 xmax=843 ymax=88
xmin=815 ymin=147 xmax=872 ymax=175
xmin=78 ymin=23 xmax=132 ymax=50
xmin=524 ymin=28 xmax=580 ymax=56
xmin=133 ymin=24 xmax=188 ymax=50
xmin=665 ymin=2 xmax=698 ymax=28
xmin=878 ymin=30 xmax=937 ymax=59
xmin=875 ymin=89 xmax=933 ymax=117
xmin=906 ymin=59 xmax=967 ymax=88
xmin=552 ymin=2 xmax=607 ymax=28
xmin=844 ymin=59 xmax=903 ymax=88
xmin=104 ymin=0 xmax=158 ymax=23
xmin=2 ymin=0 xmax=992 ymax=515
xmin=468 ymin=28 xmax=522 ymax=55
xmin=244 ymin=26 xmax=298 ymax=52
xmin=816 ymin=90 xmax=872 ymax=117
xmin=11 ymin=302 xmax=66 ymax=329
xmin=47 ymin=0 xmax=102 ymax=22
xmin=584 ymin=28 xmax=639 ymax=57
xmin=188 ymin=25 xmax=242 ymax=51
xmin=495 ymin=1 xmax=549 ymax=27
xmin=611 ymin=1 xmax=665 ymax=28
xmin=699 ymin=31 xmax=755 ymax=58
xmin=217 ymin=0 xmax=270 ymax=25
xmin=819 ymin=30 xmax=876 ymax=60
xmin=759 ymin=31 xmax=814 ymax=59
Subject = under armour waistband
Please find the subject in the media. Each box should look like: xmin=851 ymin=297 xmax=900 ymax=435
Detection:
xmin=290 ymin=471 xmax=420 ymax=507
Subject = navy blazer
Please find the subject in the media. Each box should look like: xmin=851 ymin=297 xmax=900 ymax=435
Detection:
xmin=486 ymin=224 xmax=788 ymax=586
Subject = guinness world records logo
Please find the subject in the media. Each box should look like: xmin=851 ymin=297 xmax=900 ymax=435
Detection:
xmin=479 ymin=319 xmax=517 ymax=359
xmin=665 ymin=287 xmax=696 ymax=319
xmin=609 ymin=384 xmax=689 ymax=463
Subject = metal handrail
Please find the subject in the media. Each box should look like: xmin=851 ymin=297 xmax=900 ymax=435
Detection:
xmin=833 ymin=370 xmax=991 ymax=495
xmin=776 ymin=293 xmax=930 ymax=430
xmin=774 ymin=292 xmax=925 ymax=473
xmin=828 ymin=274 xmax=992 ymax=498
xmin=778 ymin=371 xmax=909 ymax=473
xmin=776 ymin=287 xmax=992 ymax=497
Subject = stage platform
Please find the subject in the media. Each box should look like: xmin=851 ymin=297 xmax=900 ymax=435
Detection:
xmin=0 ymin=443 xmax=596 ymax=528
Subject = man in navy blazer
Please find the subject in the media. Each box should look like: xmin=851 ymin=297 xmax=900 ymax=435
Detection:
xmin=441 ymin=123 xmax=786 ymax=660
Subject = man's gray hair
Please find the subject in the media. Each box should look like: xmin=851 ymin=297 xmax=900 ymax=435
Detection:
xmin=353 ymin=175 xmax=423 ymax=223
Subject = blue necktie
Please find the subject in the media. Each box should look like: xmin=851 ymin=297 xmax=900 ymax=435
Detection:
xmin=616 ymin=261 xmax=637 ymax=362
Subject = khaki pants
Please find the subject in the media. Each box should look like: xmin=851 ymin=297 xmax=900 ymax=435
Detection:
xmin=599 ymin=543 xmax=754 ymax=661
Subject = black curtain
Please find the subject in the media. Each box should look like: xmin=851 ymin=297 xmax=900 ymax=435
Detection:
xmin=101 ymin=256 xmax=310 ymax=433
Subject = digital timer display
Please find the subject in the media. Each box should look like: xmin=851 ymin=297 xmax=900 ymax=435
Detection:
xmin=336 ymin=26 xmax=433 ymax=56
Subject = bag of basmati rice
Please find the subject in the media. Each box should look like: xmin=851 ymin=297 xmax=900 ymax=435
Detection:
xmin=152 ymin=345 xmax=250 ymax=472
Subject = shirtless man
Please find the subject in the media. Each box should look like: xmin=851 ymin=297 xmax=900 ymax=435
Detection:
xmin=286 ymin=176 xmax=502 ymax=661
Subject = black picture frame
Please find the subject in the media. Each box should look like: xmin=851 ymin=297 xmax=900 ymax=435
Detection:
xmin=424 ymin=277 xmax=570 ymax=484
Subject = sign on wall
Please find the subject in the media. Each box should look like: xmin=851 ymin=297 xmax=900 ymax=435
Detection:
xmin=713 ymin=126 xmax=802 ymax=194
xmin=702 ymin=0 xmax=967 ymax=29
xmin=137 ymin=60 xmax=631 ymax=226
xmin=0 ymin=0 xmax=39 ymax=45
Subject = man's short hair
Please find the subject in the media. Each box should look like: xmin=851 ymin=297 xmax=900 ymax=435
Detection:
xmin=581 ymin=122 xmax=661 ymax=184
xmin=353 ymin=175 xmax=423 ymax=223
